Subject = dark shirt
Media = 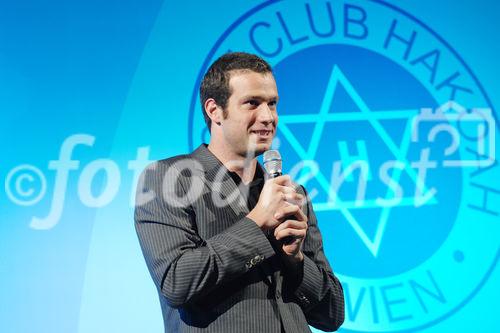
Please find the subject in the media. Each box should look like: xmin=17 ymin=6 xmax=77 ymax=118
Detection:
xmin=227 ymin=164 xmax=265 ymax=212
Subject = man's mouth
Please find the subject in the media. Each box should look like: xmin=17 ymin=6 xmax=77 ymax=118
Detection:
xmin=250 ymin=130 xmax=272 ymax=138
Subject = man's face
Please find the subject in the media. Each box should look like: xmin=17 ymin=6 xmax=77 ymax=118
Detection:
xmin=219 ymin=70 xmax=279 ymax=157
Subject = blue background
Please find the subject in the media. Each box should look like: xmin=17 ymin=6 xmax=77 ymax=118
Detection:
xmin=0 ymin=0 xmax=498 ymax=332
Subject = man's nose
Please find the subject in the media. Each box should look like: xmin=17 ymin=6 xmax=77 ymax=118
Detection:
xmin=257 ymin=104 xmax=276 ymax=125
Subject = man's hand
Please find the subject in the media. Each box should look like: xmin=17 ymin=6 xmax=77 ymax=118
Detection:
xmin=247 ymin=175 xmax=303 ymax=230
xmin=273 ymin=204 xmax=308 ymax=262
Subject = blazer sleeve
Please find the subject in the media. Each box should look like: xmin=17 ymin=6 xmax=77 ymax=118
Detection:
xmin=289 ymin=185 xmax=345 ymax=331
xmin=134 ymin=161 xmax=276 ymax=308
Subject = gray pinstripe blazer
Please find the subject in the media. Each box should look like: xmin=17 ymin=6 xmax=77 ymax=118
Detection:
xmin=135 ymin=144 xmax=344 ymax=332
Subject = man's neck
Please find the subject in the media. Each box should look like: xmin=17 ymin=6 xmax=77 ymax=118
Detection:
xmin=207 ymin=142 xmax=257 ymax=185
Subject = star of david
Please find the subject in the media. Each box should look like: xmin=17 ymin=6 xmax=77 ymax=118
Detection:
xmin=278 ymin=65 xmax=438 ymax=257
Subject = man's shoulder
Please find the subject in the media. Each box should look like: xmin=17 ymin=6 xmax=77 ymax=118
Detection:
xmin=157 ymin=153 xmax=193 ymax=167
xmin=147 ymin=144 xmax=210 ymax=172
xmin=145 ymin=152 xmax=200 ymax=172
xmin=137 ymin=152 xmax=204 ymax=198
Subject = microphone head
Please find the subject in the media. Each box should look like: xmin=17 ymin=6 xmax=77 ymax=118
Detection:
xmin=263 ymin=150 xmax=282 ymax=177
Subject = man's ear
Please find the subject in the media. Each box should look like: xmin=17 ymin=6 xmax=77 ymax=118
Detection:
xmin=204 ymin=98 xmax=222 ymax=126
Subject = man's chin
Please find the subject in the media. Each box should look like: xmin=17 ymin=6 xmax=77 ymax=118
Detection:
xmin=246 ymin=141 xmax=271 ymax=157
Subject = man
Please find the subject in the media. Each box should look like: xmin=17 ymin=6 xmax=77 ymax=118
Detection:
xmin=135 ymin=52 xmax=344 ymax=332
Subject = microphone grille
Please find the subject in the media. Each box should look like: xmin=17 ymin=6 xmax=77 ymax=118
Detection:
xmin=263 ymin=150 xmax=282 ymax=176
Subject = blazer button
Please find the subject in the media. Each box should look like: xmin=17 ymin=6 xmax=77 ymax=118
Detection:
xmin=251 ymin=255 xmax=262 ymax=265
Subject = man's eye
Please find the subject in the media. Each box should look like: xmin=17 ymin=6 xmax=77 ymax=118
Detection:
xmin=269 ymin=101 xmax=277 ymax=107
xmin=246 ymin=100 xmax=259 ymax=106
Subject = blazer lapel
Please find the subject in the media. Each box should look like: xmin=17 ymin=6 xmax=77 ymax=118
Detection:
xmin=191 ymin=144 xmax=249 ymax=218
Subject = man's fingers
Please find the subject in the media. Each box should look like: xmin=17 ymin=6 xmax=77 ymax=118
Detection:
xmin=282 ymin=192 xmax=304 ymax=204
xmin=273 ymin=175 xmax=292 ymax=186
xmin=273 ymin=219 xmax=307 ymax=237
xmin=274 ymin=204 xmax=307 ymax=222
xmin=293 ymin=206 xmax=307 ymax=222
xmin=277 ymin=185 xmax=297 ymax=195
xmin=274 ymin=204 xmax=300 ymax=220
xmin=275 ymin=227 xmax=307 ymax=241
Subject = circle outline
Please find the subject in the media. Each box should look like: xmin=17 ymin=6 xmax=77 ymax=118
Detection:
xmin=187 ymin=1 xmax=500 ymax=331
xmin=5 ymin=164 xmax=47 ymax=206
